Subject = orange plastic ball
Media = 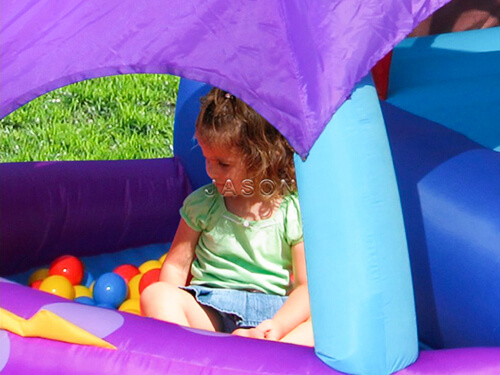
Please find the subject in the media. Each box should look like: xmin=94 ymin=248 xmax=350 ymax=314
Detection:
xmin=49 ymin=255 xmax=84 ymax=285
xmin=39 ymin=275 xmax=76 ymax=299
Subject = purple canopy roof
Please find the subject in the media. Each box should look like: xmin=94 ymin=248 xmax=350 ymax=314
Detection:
xmin=0 ymin=0 xmax=450 ymax=158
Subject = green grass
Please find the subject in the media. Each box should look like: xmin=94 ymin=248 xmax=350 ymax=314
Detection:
xmin=0 ymin=74 xmax=179 ymax=162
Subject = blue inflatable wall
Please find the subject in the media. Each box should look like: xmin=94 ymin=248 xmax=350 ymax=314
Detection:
xmin=388 ymin=27 xmax=500 ymax=151
xmin=383 ymin=101 xmax=500 ymax=349
xmin=386 ymin=27 xmax=500 ymax=349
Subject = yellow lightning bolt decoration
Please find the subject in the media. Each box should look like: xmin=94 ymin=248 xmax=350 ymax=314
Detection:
xmin=0 ymin=308 xmax=116 ymax=350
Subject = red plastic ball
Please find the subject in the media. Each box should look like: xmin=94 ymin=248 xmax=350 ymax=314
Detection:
xmin=28 ymin=268 xmax=49 ymax=286
xmin=139 ymin=268 xmax=161 ymax=294
xmin=31 ymin=279 xmax=43 ymax=289
xmin=113 ymin=264 xmax=141 ymax=284
xmin=49 ymin=255 xmax=84 ymax=285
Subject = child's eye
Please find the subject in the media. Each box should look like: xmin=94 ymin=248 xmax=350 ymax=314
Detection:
xmin=218 ymin=162 xmax=229 ymax=168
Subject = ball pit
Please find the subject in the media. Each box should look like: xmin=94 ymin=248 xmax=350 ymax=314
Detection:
xmin=26 ymin=252 xmax=169 ymax=315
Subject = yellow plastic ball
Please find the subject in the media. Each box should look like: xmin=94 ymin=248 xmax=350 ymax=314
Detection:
xmin=39 ymin=275 xmax=75 ymax=300
xmin=128 ymin=273 xmax=143 ymax=300
xmin=89 ymin=281 xmax=95 ymax=294
xmin=158 ymin=253 xmax=168 ymax=264
xmin=28 ymin=268 xmax=50 ymax=286
xmin=138 ymin=260 xmax=162 ymax=274
xmin=74 ymin=285 xmax=93 ymax=298
xmin=118 ymin=298 xmax=141 ymax=315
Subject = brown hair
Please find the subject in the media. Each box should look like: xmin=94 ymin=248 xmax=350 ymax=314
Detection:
xmin=195 ymin=88 xmax=297 ymax=199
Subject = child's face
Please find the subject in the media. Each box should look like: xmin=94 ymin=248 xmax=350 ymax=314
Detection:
xmin=198 ymin=140 xmax=248 ymax=197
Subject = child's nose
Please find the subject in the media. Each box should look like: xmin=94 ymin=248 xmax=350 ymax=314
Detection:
xmin=205 ymin=160 xmax=217 ymax=180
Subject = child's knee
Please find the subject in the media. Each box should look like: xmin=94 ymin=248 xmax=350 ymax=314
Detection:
xmin=140 ymin=282 xmax=177 ymax=315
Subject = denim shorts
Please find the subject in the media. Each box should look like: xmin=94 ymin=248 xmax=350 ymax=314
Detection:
xmin=181 ymin=285 xmax=287 ymax=333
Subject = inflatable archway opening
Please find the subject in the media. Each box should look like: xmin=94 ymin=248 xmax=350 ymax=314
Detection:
xmin=2 ymin=65 xmax=500 ymax=374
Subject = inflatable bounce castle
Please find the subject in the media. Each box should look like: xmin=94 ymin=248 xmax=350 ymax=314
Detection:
xmin=1 ymin=0 xmax=499 ymax=374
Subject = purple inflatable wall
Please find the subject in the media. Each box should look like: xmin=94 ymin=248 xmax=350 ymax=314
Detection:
xmin=0 ymin=158 xmax=190 ymax=276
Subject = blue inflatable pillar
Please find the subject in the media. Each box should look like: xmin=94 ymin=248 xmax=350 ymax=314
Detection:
xmin=295 ymin=75 xmax=418 ymax=375
xmin=173 ymin=79 xmax=212 ymax=190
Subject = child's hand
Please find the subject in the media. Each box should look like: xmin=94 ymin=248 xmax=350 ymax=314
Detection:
xmin=232 ymin=319 xmax=284 ymax=341
xmin=232 ymin=327 xmax=265 ymax=339
xmin=233 ymin=319 xmax=283 ymax=341
xmin=254 ymin=319 xmax=285 ymax=341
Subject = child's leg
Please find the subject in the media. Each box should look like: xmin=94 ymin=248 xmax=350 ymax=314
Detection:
xmin=141 ymin=282 xmax=222 ymax=331
xmin=280 ymin=318 xmax=314 ymax=347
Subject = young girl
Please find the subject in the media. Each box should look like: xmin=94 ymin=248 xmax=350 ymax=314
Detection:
xmin=141 ymin=88 xmax=313 ymax=346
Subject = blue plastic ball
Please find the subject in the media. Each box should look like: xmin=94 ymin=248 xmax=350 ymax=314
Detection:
xmin=93 ymin=272 xmax=128 ymax=309
xmin=74 ymin=296 xmax=96 ymax=306
xmin=81 ymin=269 xmax=95 ymax=288
xmin=96 ymin=303 xmax=115 ymax=309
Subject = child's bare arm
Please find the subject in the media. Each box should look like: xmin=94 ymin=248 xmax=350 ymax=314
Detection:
xmin=257 ymin=241 xmax=310 ymax=340
xmin=159 ymin=218 xmax=200 ymax=287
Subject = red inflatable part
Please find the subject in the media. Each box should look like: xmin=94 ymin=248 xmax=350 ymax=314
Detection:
xmin=371 ymin=50 xmax=393 ymax=100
